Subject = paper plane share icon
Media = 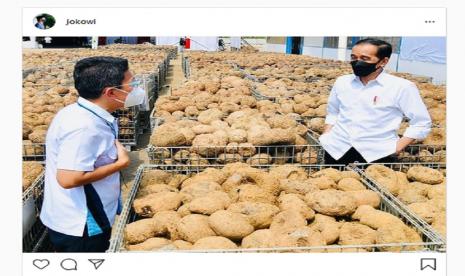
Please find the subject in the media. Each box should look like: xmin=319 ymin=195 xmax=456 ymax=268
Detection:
xmin=88 ymin=259 xmax=105 ymax=270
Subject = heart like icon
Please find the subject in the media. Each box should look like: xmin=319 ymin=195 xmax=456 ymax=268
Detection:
xmin=33 ymin=259 xmax=50 ymax=270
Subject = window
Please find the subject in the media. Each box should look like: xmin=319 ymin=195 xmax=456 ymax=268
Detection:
xmin=267 ymin=37 xmax=286 ymax=44
xmin=347 ymin=36 xmax=401 ymax=53
xmin=323 ymin=37 xmax=339 ymax=48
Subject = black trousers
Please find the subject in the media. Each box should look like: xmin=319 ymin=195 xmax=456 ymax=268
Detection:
xmin=324 ymin=147 xmax=396 ymax=165
xmin=47 ymin=226 xmax=112 ymax=253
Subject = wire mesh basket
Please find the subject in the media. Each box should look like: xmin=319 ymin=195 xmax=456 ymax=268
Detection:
xmin=306 ymin=128 xmax=446 ymax=164
xmin=23 ymin=143 xmax=46 ymax=161
xmin=349 ymin=162 xmax=446 ymax=246
xmin=163 ymin=59 xmax=170 ymax=81
xmin=147 ymin=132 xmax=324 ymax=166
xmin=153 ymin=71 xmax=160 ymax=93
xmin=113 ymin=106 xmax=140 ymax=148
xmin=397 ymin=145 xmax=446 ymax=163
xmin=136 ymin=73 xmax=157 ymax=112
xmin=182 ymin=56 xmax=191 ymax=78
xmin=108 ymin=164 xmax=444 ymax=253
xmin=22 ymin=172 xmax=50 ymax=252
xmin=306 ymin=129 xmax=322 ymax=146
xmin=251 ymin=89 xmax=279 ymax=103
xmin=158 ymin=63 xmax=166 ymax=84
xmin=147 ymin=144 xmax=324 ymax=166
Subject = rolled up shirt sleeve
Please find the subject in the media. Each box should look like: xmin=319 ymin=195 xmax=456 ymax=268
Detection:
xmin=325 ymin=83 xmax=340 ymax=125
xmin=56 ymin=127 xmax=101 ymax=172
xmin=397 ymin=82 xmax=432 ymax=140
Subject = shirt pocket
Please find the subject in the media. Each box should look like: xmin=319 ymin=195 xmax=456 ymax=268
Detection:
xmin=337 ymin=90 xmax=357 ymax=108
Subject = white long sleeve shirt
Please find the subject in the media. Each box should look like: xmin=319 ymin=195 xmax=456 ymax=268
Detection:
xmin=319 ymin=71 xmax=432 ymax=162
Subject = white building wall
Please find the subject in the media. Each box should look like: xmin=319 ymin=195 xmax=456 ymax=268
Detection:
xmin=302 ymin=37 xmax=325 ymax=57
xmin=189 ymin=36 xmax=219 ymax=51
xmin=397 ymin=60 xmax=446 ymax=84
xmin=265 ymin=43 xmax=286 ymax=53
xmin=156 ymin=36 xmax=181 ymax=51
xmin=322 ymin=48 xmax=339 ymax=60
xmin=156 ymin=36 xmax=180 ymax=46
xmin=265 ymin=37 xmax=446 ymax=83
xmin=303 ymin=37 xmax=324 ymax=47
xmin=302 ymin=46 xmax=324 ymax=57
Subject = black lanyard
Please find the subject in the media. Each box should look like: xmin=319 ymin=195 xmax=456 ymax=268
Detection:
xmin=77 ymin=102 xmax=117 ymax=139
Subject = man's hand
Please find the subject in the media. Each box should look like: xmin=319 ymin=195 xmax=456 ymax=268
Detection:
xmin=56 ymin=140 xmax=131 ymax=189
xmin=396 ymin=137 xmax=416 ymax=154
xmin=115 ymin=140 xmax=130 ymax=169
xmin=323 ymin=124 xmax=333 ymax=134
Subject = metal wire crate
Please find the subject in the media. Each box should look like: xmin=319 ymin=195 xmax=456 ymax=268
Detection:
xmin=23 ymin=143 xmax=46 ymax=161
xmin=306 ymin=129 xmax=322 ymax=146
xmin=244 ymin=73 xmax=259 ymax=82
xmin=158 ymin=63 xmax=166 ymax=85
xmin=23 ymin=171 xmax=45 ymax=236
xmin=23 ymin=172 xmax=49 ymax=252
xmin=251 ymin=89 xmax=279 ymax=103
xmin=147 ymin=132 xmax=324 ymax=165
xmin=305 ymin=129 xmax=446 ymax=164
xmin=153 ymin=71 xmax=160 ymax=93
xmin=23 ymin=68 xmax=37 ymax=79
xmin=163 ymin=59 xmax=170 ymax=80
xmin=350 ymin=162 xmax=446 ymax=246
xmin=114 ymin=106 xmax=140 ymax=150
xmin=182 ymin=56 xmax=191 ymax=78
xmin=231 ymin=65 xmax=259 ymax=82
xmin=149 ymin=113 xmax=162 ymax=131
xmin=137 ymin=111 xmax=152 ymax=132
xmin=136 ymin=73 xmax=157 ymax=112
xmin=147 ymin=144 xmax=324 ymax=166
xmin=108 ymin=164 xmax=444 ymax=252
xmin=397 ymin=145 xmax=446 ymax=163
xmin=31 ymin=229 xmax=55 ymax=252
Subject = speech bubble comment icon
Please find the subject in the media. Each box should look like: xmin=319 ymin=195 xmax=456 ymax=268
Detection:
xmin=60 ymin=258 xmax=78 ymax=271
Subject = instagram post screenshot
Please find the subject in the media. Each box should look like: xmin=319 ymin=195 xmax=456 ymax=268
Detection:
xmin=10 ymin=4 xmax=460 ymax=276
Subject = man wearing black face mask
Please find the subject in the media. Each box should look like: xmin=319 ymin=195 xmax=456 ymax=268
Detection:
xmin=319 ymin=38 xmax=432 ymax=165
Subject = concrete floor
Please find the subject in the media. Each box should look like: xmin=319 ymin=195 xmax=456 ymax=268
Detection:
xmin=112 ymin=54 xmax=186 ymax=240
xmin=120 ymin=54 xmax=185 ymax=201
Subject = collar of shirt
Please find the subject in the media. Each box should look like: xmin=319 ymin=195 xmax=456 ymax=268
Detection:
xmin=77 ymin=97 xmax=115 ymax=124
xmin=351 ymin=70 xmax=387 ymax=87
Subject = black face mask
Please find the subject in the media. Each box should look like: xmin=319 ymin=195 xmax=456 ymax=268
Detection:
xmin=350 ymin=60 xmax=380 ymax=77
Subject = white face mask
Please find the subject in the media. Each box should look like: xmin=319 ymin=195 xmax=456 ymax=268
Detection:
xmin=112 ymin=87 xmax=146 ymax=108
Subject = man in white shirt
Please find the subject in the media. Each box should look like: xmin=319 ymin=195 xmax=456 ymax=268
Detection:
xmin=319 ymin=38 xmax=432 ymax=165
xmin=40 ymin=56 xmax=145 ymax=252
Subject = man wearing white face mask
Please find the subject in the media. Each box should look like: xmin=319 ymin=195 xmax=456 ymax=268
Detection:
xmin=40 ymin=56 xmax=145 ymax=252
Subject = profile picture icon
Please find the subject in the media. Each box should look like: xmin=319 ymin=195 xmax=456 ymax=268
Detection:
xmin=34 ymin=14 xmax=55 ymax=30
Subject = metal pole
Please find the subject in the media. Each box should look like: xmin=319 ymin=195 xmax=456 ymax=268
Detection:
xmin=337 ymin=36 xmax=348 ymax=61
xmin=396 ymin=37 xmax=403 ymax=72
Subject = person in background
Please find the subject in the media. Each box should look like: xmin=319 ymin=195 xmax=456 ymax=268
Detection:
xmin=179 ymin=37 xmax=186 ymax=53
xmin=40 ymin=56 xmax=146 ymax=252
xmin=218 ymin=38 xmax=225 ymax=51
xmin=319 ymin=38 xmax=432 ymax=165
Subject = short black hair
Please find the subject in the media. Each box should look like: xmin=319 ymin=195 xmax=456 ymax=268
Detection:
xmin=74 ymin=56 xmax=129 ymax=99
xmin=354 ymin=38 xmax=392 ymax=60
